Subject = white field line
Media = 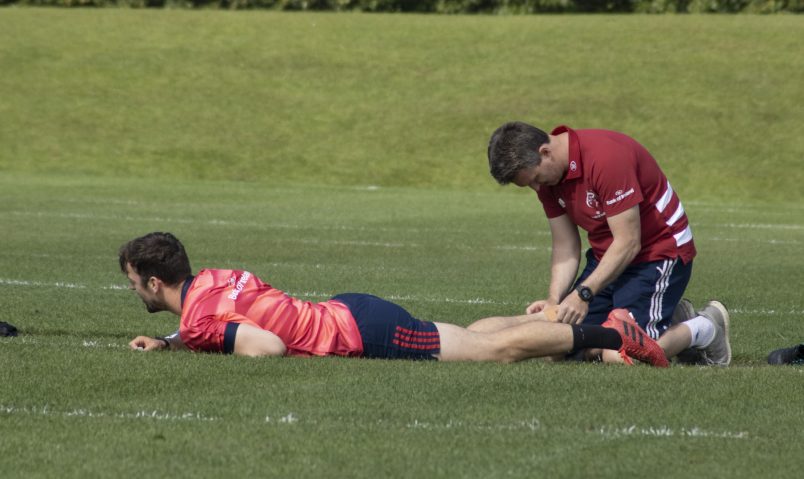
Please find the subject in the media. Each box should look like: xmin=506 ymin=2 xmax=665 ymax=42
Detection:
xmin=406 ymin=418 xmax=541 ymax=432
xmin=495 ymin=245 xmax=553 ymax=252
xmin=0 ymin=279 xmax=88 ymax=289
xmin=0 ymin=278 xmax=126 ymax=290
xmin=497 ymin=235 xmax=802 ymax=249
xmin=711 ymin=223 xmax=804 ymax=231
xmin=0 ymin=405 xmax=528 ymax=434
xmin=81 ymin=339 xmax=126 ymax=349
xmin=0 ymin=278 xmax=517 ymax=306
xmin=729 ymin=307 xmax=804 ymax=316
xmin=685 ymin=199 xmax=804 ymax=210
xmin=384 ymin=294 xmax=507 ymax=305
xmin=405 ymin=420 xmax=751 ymax=439
xmin=0 ymin=404 xmax=298 ymax=425
xmin=5 ymin=211 xmax=802 ymax=249
xmin=14 ymin=194 xmax=804 ymax=211
xmin=707 ymin=236 xmax=801 ymax=245
xmin=597 ymin=425 xmax=749 ymax=440
xmin=17 ymin=196 xmax=804 ymax=213
xmin=50 ymin=185 xmax=382 ymax=203
xmin=4 ymin=210 xmax=550 ymax=237
xmin=60 ymin=198 xmax=146 ymax=206
xmin=2 ymin=278 xmax=803 ymax=314
xmin=0 ymin=404 xmax=759 ymax=440
xmin=11 ymin=336 xmax=128 ymax=349
xmin=0 ymin=405 xmax=535 ymax=432
xmin=0 ymin=404 xmax=220 ymax=422
xmin=298 ymin=238 xmax=417 ymax=248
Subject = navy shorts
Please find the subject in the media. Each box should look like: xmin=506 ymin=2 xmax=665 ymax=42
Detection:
xmin=331 ymin=293 xmax=440 ymax=360
xmin=575 ymin=249 xmax=693 ymax=339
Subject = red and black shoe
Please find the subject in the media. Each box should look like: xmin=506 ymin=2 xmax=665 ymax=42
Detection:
xmin=602 ymin=309 xmax=669 ymax=368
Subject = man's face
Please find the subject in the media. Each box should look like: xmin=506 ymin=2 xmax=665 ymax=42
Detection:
xmin=511 ymin=155 xmax=564 ymax=192
xmin=125 ymin=263 xmax=164 ymax=314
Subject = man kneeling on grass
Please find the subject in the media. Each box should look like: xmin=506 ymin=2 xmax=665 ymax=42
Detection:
xmin=121 ymin=232 xmax=668 ymax=367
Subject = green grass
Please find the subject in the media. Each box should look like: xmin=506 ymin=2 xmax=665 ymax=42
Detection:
xmin=1 ymin=9 xmax=803 ymax=477
xmin=1 ymin=173 xmax=803 ymax=477
xmin=1 ymin=10 xmax=803 ymax=201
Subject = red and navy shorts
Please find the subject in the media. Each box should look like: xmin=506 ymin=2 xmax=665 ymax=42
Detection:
xmin=331 ymin=293 xmax=440 ymax=360
xmin=575 ymin=248 xmax=693 ymax=339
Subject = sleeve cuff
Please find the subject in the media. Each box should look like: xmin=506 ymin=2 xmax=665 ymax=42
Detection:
xmin=223 ymin=322 xmax=239 ymax=355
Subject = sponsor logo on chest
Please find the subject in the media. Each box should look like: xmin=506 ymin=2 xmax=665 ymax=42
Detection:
xmin=606 ymin=188 xmax=635 ymax=206
xmin=227 ymin=271 xmax=252 ymax=301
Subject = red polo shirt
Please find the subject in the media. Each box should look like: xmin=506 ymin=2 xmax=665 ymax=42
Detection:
xmin=536 ymin=126 xmax=696 ymax=264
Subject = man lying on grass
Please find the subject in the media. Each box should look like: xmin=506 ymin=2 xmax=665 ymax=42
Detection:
xmin=120 ymin=232 xmax=668 ymax=367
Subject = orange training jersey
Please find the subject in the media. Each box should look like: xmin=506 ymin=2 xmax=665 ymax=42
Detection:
xmin=179 ymin=269 xmax=364 ymax=357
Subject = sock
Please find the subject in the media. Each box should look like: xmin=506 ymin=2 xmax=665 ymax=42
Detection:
xmin=682 ymin=315 xmax=716 ymax=348
xmin=572 ymin=325 xmax=622 ymax=351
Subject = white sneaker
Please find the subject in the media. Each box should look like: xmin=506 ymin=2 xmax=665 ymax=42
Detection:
xmin=697 ymin=301 xmax=731 ymax=367
xmin=671 ymin=298 xmax=706 ymax=365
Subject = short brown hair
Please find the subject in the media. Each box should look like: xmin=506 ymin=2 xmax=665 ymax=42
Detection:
xmin=487 ymin=121 xmax=549 ymax=184
xmin=118 ymin=232 xmax=191 ymax=287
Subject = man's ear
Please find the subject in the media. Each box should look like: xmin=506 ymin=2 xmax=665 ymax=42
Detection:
xmin=538 ymin=143 xmax=551 ymax=160
xmin=147 ymin=276 xmax=160 ymax=293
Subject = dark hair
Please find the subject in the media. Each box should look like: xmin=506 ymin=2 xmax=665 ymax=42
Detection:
xmin=487 ymin=121 xmax=550 ymax=184
xmin=118 ymin=232 xmax=191 ymax=287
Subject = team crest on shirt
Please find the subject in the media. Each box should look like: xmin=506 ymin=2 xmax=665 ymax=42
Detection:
xmin=586 ymin=190 xmax=606 ymax=219
xmin=586 ymin=191 xmax=599 ymax=209
xmin=228 ymin=275 xmax=237 ymax=287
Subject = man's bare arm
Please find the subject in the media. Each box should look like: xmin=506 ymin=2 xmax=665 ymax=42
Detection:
xmin=128 ymin=331 xmax=187 ymax=351
xmin=526 ymin=214 xmax=581 ymax=314
xmin=579 ymin=205 xmax=641 ymax=295
xmin=233 ymin=323 xmax=287 ymax=357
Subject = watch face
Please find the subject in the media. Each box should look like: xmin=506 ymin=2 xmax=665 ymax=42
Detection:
xmin=578 ymin=286 xmax=593 ymax=301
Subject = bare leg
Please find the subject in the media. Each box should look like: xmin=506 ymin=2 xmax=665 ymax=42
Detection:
xmin=600 ymin=349 xmax=625 ymax=363
xmin=466 ymin=311 xmax=550 ymax=333
xmin=435 ymin=319 xmax=573 ymax=363
xmin=595 ymin=324 xmax=691 ymax=364
xmin=657 ymin=323 xmax=693 ymax=358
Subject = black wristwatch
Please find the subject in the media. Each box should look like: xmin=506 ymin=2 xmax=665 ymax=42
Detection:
xmin=575 ymin=284 xmax=594 ymax=302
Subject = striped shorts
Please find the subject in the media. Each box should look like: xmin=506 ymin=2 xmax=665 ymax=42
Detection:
xmin=575 ymin=248 xmax=693 ymax=339
xmin=331 ymin=293 xmax=440 ymax=360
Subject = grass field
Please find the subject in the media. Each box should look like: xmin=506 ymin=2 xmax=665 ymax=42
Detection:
xmin=1 ymin=174 xmax=803 ymax=477
xmin=1 ymin=10 xmax=803 ymax=200
xmin=1 ymin=8 xmax=803 ymax=478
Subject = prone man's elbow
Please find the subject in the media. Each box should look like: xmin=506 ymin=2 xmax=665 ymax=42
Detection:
xmin=259 ymin=341 xmax=286 ymax=357
xmin=238 ymin=342 xmax=287 ymax=358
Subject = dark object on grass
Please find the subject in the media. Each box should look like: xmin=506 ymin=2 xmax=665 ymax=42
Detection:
xmin=0 ymin=321 xmax=18 ymax=337
xmin=768 ymin=343 xmax=804 ymax=365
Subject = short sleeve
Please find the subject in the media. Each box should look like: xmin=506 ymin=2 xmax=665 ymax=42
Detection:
xmin=180 ymin=311 xmax=258 ymax=353
xmin=537 ymin=188 xmax=566 ymax=219
xmin=591 ymin=151 xmax=644 ymax=217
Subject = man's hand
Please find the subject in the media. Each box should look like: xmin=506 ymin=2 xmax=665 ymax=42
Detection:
xmin=525 ymin=299 xmax=554 ymax=315
xmin=129 ymin=336 xmax=168 ymax=351
xmin=556 ymin=291 xmax=590 ymax=324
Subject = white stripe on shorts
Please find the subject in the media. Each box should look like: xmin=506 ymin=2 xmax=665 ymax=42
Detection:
xmin=647 ymin=258 xmax=676 ymax=339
